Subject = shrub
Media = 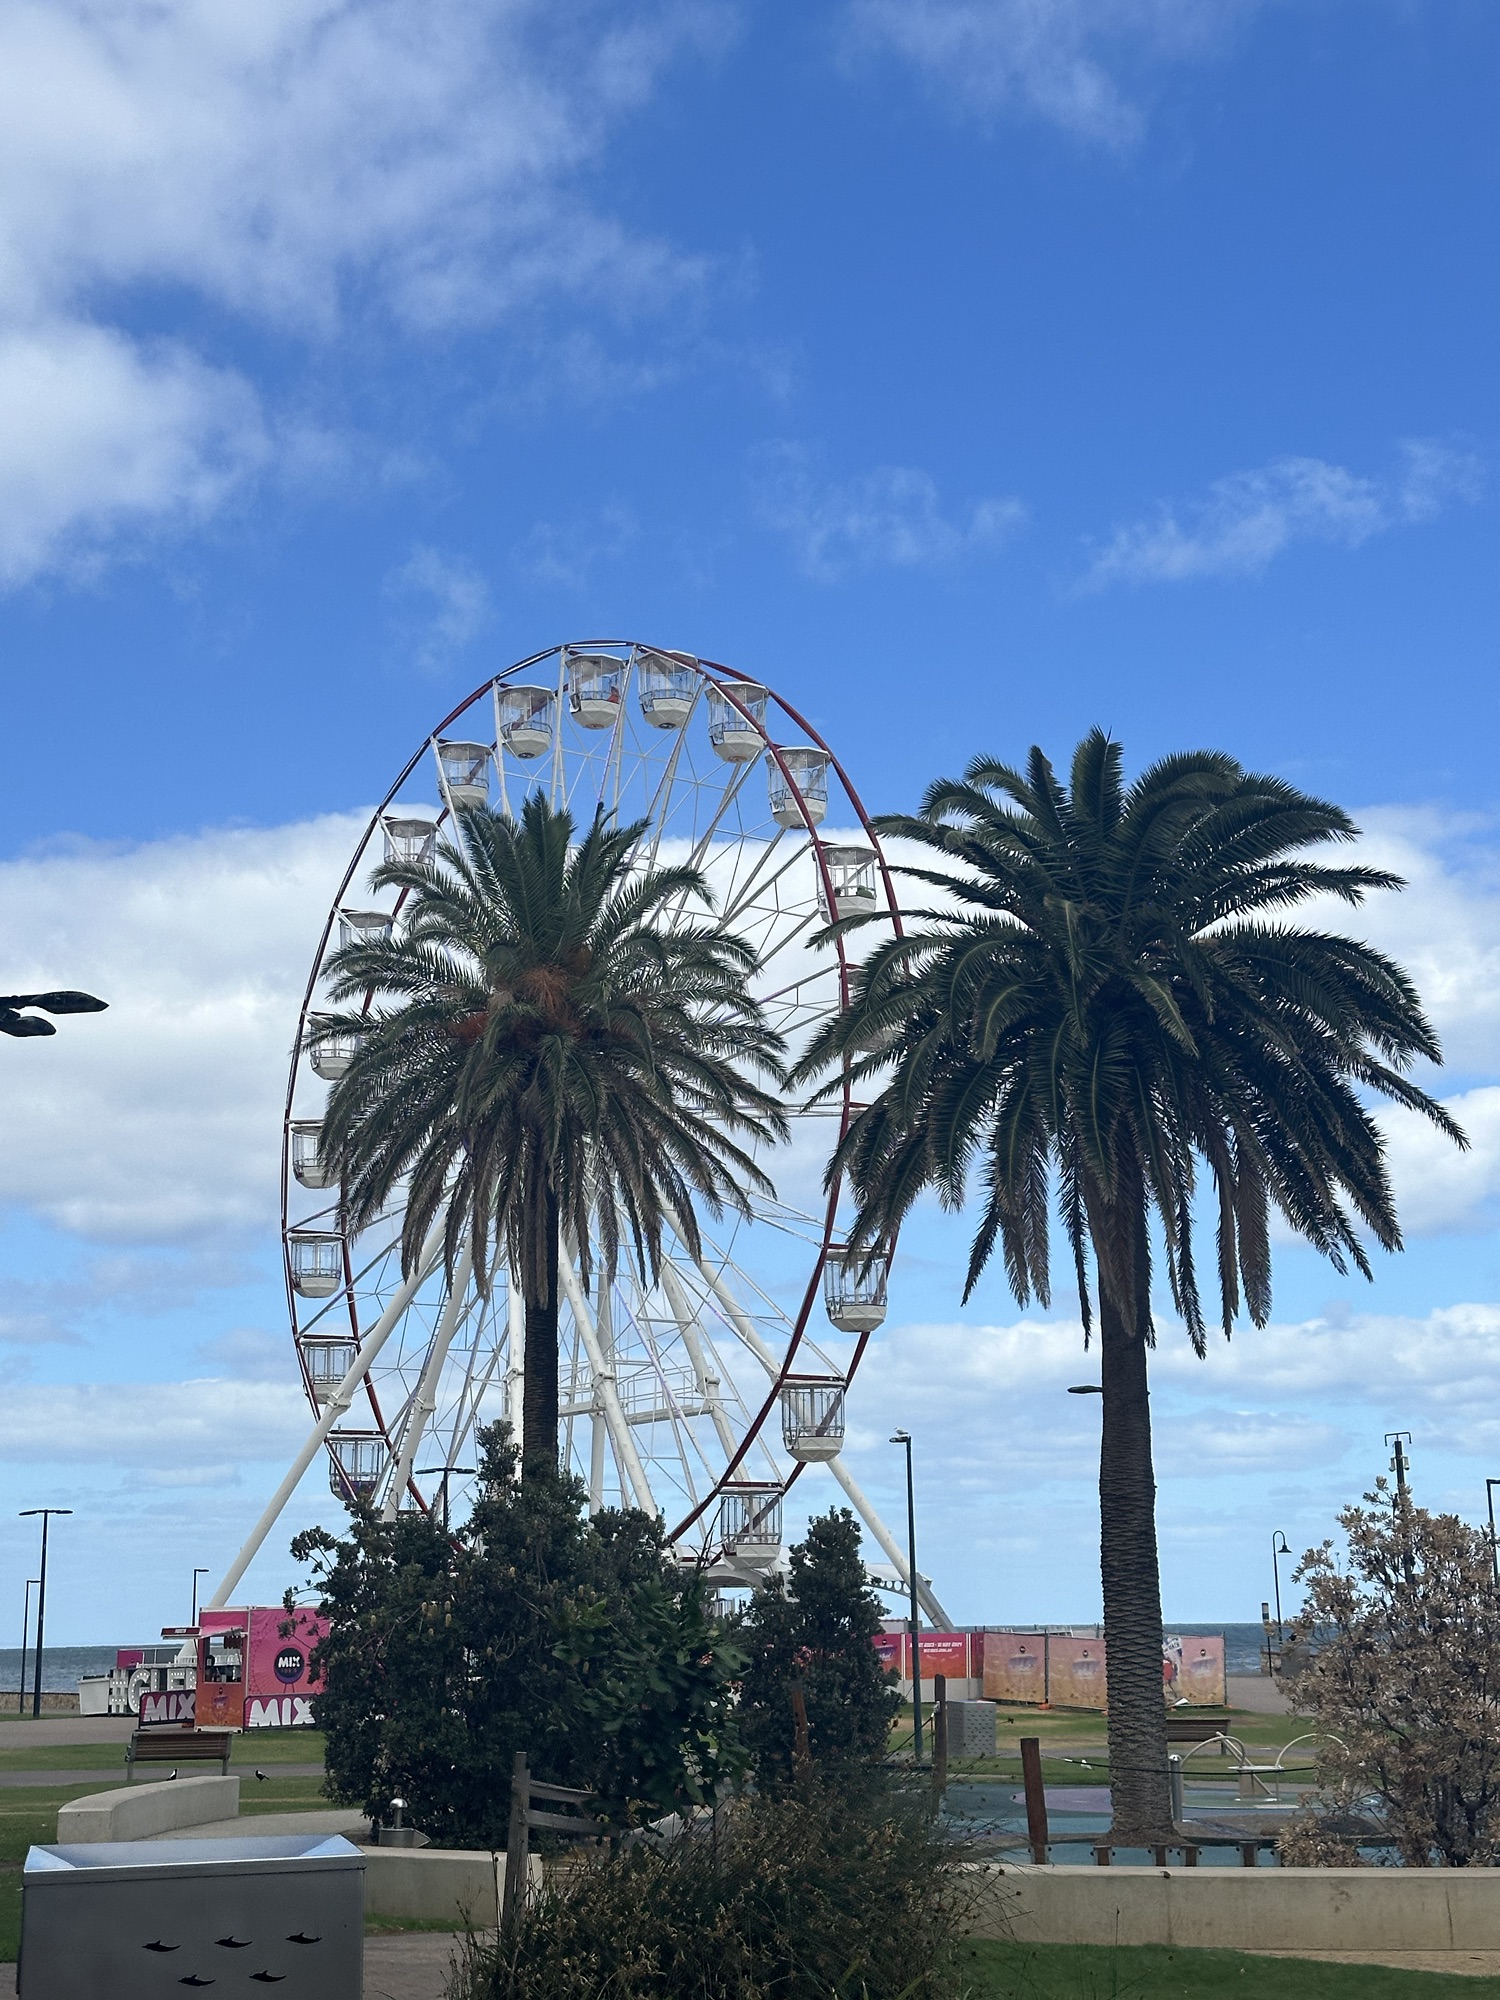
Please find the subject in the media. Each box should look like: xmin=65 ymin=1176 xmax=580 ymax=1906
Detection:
xmin=1278 ymin=1481 xmax=1500 ymax=1867
xmin=736 ymin=1508 xmax=901 ymax=1790
xmin=293 ymin=1424 xmax=744 ymax=1846
xmin=453 ymin=1772 xmax=972 ymax=2000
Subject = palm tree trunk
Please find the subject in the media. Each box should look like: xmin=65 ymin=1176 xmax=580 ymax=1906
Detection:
xmin=1097 ymin=1219 xmax=1174 ymax=1843
xmin=521 ymin=1187 xmax=560 ymax=1480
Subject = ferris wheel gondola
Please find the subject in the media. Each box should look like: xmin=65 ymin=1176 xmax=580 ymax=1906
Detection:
xmin=211 ymin=644 xmax=951 ymax=1624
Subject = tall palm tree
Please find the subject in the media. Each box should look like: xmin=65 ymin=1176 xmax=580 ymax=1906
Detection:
xmin=795 ymin=731 xmax=1463 ymax=1840
xmin=313 ymin=794 xmax=788 ymax=1484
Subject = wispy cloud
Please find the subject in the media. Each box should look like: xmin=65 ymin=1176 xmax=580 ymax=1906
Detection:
xmin=1082 ymin=439 xmax=1483 ymax=588
xmin=751 ymin=442 xmax=1025 ymax=581
xmin=386 ymin=545 xmax=492 ymax=672
xmin=0 ymin=0 xmax=729 ymax=585
xmin=842 ymin=0 xmax=1271 ymax=147
xmin=511 ymin=506 xmax=637 ymax=590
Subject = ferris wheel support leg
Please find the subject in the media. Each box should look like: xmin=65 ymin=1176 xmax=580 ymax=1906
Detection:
xmin=825 ymin=1455 xmax=954 ymax=1629
xmin=381 ymin=1242 xmax=475 ymax=1521
xmin=557 ymin=1252 xmax=657 ymax=1516
xmin=207 ymin=1222 xmax=447 ymax=1610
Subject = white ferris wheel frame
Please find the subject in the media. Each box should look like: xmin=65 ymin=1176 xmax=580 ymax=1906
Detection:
xmin=210 ymin=643 xmax=951 ymax=1624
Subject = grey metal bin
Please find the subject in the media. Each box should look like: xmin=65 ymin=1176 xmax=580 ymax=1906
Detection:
xmin=20 ymin=1832 xmax=364 ymax=1999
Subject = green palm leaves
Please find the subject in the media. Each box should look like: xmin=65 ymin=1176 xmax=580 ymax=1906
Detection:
xmin=798 ymin=728 xmax=1463 ymax=1349
xmin=311 ymin=793 xmax=788 ymax=1476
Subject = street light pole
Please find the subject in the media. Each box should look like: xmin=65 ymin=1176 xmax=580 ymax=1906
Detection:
xmin=1271 ymin=1531 xmax=1291 ymax=1654
xmin=890 ymin=1429 xmax=922 ymax=1765
xmin=19 ymin=1510 xmax=72 ymax=1719
xmin=17 ymin=1579 xmax=37 ymax=1717
xmin=190 ymin=1569 xmax=209 ymax=1627
xmin=1385 ymin=1432 xmax=1415 ymax=1587
xmin=1487 ymin=1482 xmax=1500 ymax=1589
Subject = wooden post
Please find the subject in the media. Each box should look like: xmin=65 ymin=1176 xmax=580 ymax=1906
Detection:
xmin=1019 ymin=1735 xmax=1049 ymax=1865
xmin=932 ymin=1674 xmax=948 ymax=1797
xmin=502 ymin=1750 xmax=530 ymax=1925
xmin=790 ymin=1683 xmax=811 ymax=1773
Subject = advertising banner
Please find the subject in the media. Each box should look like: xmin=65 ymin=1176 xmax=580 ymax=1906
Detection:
xmin=195 ymin=1679 xmax=245 ymax=1729
xmin=872 ymin=1631 xmax=903 ymax=1678
xmin=245 ymin=1606 xmax=328 ymax=1727
xmin=1046 ymin=1636 xmax=1107 ymax=1709
xmin=1166 ymin=1634 xmax=1226 ymax=1706
xmin=139 ymin=1689 xmax=194 ymax=1727
xmin=913 ymin=1631 xmax=969 ymax=1680
xmin=981 ymin=1633 xmax=1047 ymax=1704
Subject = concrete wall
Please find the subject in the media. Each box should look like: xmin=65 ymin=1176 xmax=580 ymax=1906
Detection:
xmin=974 ymin=1864 xmax=1500 ymax=1953
xmin=57 ymin=1775 xmax=240 ymax=1843
xmin=364 ymin=1848 xmax=542 ymax=1926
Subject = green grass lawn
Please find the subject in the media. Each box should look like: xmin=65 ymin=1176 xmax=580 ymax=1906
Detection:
xmin=0 ymin=1727 xmax=325 ymax=1773
xmin=961 ymin=1941 xmax=1500 ymax=1997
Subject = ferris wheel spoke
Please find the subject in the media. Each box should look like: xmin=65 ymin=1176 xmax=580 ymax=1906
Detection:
xmin=380 ymin=1241 xmax=475 ymax=1519
xmin=660 ymin=1261 xmax=740 ymax=1461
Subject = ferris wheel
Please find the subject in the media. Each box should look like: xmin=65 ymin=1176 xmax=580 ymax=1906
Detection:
xmin=212 ymin=643 xmax=950 ymax=1623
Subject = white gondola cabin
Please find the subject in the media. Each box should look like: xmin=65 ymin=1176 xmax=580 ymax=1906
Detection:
xmin=780 ymin=1379 xmax=846 ymax=1463
xmin=305 ymin=1013 xmax=364 ymax=1081
xmin=382 ymin=816 xmax=436 ymax=867
xmin=290 ymin=1119 xmax=334 ymax=1189
xmin=288 ymin=1230 xmax=344 ymax=1299
xmin=337 ymin=908 xmax=393 ymax=951
xmin=328 ymin=1431 xmax=384 ymax=1500
xmin=768 ymin=747 xmax=829 ymax=829
xmin=436 ymin=739 xmax=491 ymax=808
xmin=823 ymin=1246 xmax=888 ymax=1333
xmin=636 ymin=650 xmax=696 ymax=729
xmin=817 ymin=844 xmax=878 ymax=923
xmin=567 ymin=652 xmax=624 ymax=730
xmin=706 ymin=680 xmax=767 ymax=763
xmin=497 ymin=685 xmax=555 ymax=759
xmin=302 ymin=1337 xmax=357 ymax=1404
xmin=719 ymin=1483 xmax=783 ymax=1565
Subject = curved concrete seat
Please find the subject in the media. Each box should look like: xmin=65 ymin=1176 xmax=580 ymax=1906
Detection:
xmin=57 ymin=1774 xmax=240 ymax=1843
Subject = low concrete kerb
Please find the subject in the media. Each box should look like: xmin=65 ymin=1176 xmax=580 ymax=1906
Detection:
xmin=56 ymin=1775 xmax=241 ymax=1843
xmin=974 ymin=1862 xmax=1500 ymax=1954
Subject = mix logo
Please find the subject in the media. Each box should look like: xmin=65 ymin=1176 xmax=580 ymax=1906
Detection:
xmin=246 ymin=1696 xmax=316 ymax=1728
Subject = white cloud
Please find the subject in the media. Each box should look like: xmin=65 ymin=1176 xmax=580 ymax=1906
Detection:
xmin=0 ymin=0 xmax=727 ymax=583
xmin=0 ymin=1379 xmax=308 ymax=1467
xmin=842 ymin=0 xmax=1270 ymax=147
xmin=511 ymin=507 xmax=637 ymax=590
xmin=1083 ymin=440 xmax=1482 ymax=587
xmin=0 ymin=813 xmax=364 ymax=1241
xmin=0 ymin=322 xmax=267 ymax=584
xmin=751 ymin=442 xmax=1025 ymax=581
xmin=386 ymin=545 xmax=493 ymax=673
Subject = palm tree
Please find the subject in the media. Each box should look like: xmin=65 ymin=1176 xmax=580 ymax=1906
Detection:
xmin=313 ymin=794 xmax=788 ymax=1484
xmin=795 ymin=731 xmax=1463 ymax=1839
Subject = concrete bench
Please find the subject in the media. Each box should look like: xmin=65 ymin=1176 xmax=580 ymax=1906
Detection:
xmin=57 ymin=1774 xmax=241 ymax=1842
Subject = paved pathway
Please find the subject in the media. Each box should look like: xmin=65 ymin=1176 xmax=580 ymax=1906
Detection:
xmin=0 ymin=1717 xmax=134 ymax=1748
xmin=1252 ymin=1949 xmax=1500 ymax=1977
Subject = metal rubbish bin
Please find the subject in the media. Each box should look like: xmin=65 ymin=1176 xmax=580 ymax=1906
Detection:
xmin=20 ymin=1832 xmax=364 ymax=1999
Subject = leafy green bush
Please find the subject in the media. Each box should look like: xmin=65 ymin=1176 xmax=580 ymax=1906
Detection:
xmin=736 ymin=1508 xmax=901 ymax=1790
xmin=292 ymin=1424 xmax=744 ymax=1846
xmin=453 ymin=1772 xmax=971 ymax=2000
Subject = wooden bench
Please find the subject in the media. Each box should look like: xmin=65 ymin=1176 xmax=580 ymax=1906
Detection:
xmin=125 ymin=1728 xmax=234 ymax=1779
xmin=1165 ymin=1713 xmax=1233 ymax=1750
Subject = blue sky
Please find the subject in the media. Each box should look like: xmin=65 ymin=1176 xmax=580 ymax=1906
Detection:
xmin=0 ymin=0 xmax=1497 ymax=1642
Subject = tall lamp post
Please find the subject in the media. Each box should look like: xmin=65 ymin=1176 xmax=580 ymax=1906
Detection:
xmin=19 ymin=1510 xmax=71 ymax=1718
xmin=1271 ymin=1531 xmax=1291 ymax=1657
xmin=415 ymin=1468 xmax=476 ymax=1535
xmin=889 ymin=1429 xmax=922 ymax=1765
xmin=16 ymin=1579 xmax=38 ymax=1717
xmin=1486 ymin=1481 xmax=1500 ymax=1589
xmin=190 ymin=1569 xmax=209 ymax=1627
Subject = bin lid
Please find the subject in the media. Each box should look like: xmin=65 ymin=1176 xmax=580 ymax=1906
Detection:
xmin=26 ymin=1834 xmax=364 ymax=1879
